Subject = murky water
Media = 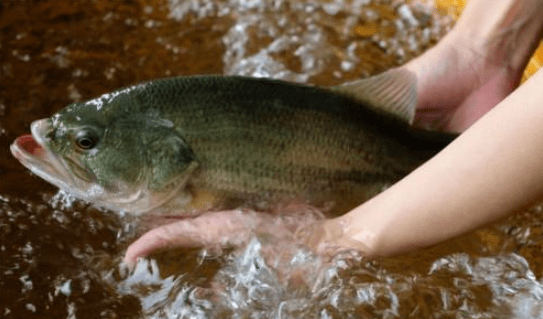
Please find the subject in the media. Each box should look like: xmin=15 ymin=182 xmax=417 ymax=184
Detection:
xmin=2 ymin=0 xmax=543 ymax=318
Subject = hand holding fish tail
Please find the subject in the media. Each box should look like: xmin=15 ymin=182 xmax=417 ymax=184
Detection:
xmin=309 ymin=0 xmax=543 ymax=258
xmin=403 ymin=0 xmax=543 ymax=132
xmin=300 ymin=0 xmax=543 ymax=258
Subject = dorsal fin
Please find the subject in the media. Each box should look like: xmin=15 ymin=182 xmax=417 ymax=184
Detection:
xmin=331 ymin=68 xmax=418 ymax=124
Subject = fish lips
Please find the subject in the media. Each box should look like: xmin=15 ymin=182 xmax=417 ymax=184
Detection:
xmin=11 ymin=119 xmax=76 ymax=190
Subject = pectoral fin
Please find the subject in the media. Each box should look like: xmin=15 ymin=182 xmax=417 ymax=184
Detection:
xmin=332 ymin=68 xmax=418 ymax=124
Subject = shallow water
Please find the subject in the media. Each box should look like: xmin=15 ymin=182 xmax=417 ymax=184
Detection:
xmin=2 ymin=0 xmax=543 ymax=318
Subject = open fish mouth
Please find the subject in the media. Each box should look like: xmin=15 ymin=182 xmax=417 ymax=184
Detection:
xmin=10 ymin=119 xmax=77 ymax=193
xmin=10 ymin=120 xmax=177 ymax=214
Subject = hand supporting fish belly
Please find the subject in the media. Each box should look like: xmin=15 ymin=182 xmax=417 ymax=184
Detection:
xmin=124 ymin=210 xmax=257 ymax=266
xmin=124 ymin=206 xmax=326 ymax=267
xmin=11 ymin=70 xmax=457 ymax=261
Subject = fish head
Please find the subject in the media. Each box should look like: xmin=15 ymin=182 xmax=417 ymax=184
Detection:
xmin=11 ymin=91 xmax=197 ymax=215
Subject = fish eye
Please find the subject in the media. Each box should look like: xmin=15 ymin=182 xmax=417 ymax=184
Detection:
xmin=75 ymin=131 xmax=97 ymax=150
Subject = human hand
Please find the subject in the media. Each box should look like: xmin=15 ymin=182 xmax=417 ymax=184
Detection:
xmin=406 ymin=30 xmax=522 ymax=132
xmin=123 ymin=207 xmax=325 ymax=267
xmin=404 ymin=0 xmax=543 ymax=132
xmin=123 ymin=210 xmax=257 ymax=266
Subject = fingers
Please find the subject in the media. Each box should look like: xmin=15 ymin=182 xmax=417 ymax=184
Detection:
xmin=123 ymin=210 xmax=258 ymax=267
xmin=123 ymin=208 xmax=331 ymax=268
xmin=123 ymin=220 xmax=201 ymax=266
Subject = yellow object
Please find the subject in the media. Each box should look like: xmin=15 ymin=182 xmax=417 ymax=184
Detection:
xmin=434 ymin=0 xmax=466 ymax=19
xmin=523 ymin=46 xmax=543 ymax=82
xmin=433 ymin=0 xmax=542 ymax=80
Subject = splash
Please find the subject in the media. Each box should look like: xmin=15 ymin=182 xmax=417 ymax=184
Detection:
xmin=6 ymin=0 xmax=543 ymax=318
xmin=111 ymin=223 xmax=543 ymax=318
xmin=169 ymin=0 xmax=453 ymax=83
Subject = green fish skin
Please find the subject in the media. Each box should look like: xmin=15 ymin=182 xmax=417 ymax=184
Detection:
xmin=11 ymin=71 xmax=456 ymax=216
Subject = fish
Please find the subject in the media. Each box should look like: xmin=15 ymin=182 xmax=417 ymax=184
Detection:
xmin=10 ymin=69 xmax=456 ymax=217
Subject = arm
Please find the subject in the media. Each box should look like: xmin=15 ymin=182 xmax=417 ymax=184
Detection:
xmin=306 ymin=0 xmax=543 ymax=256
xmin=123 ymin=0 xmax=543 ymax=264
xmin=320 ymin=67 xmax=543 ymax=256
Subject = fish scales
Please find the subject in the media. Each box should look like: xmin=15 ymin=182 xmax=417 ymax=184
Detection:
xmin=137 ymin=76 xmax=442 ymax=195
xmin=12 ymin=73 xmax=456 ymax=215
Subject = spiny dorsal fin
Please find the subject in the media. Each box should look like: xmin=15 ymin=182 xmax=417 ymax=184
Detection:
xmin=331 ymin=68 xmax=418 ymax=124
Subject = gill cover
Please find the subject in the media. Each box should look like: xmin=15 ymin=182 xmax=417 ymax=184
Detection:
xmin=144 ymin=123 xmax=197 ymax=192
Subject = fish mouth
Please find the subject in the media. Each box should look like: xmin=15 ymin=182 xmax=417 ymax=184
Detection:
xmin=11 ymin=119 xmax=77 ymax=193
xmin=11 ymin=119 xmax=192 ymax=215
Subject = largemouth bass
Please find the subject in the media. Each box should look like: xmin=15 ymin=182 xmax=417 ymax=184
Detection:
xmin=11 ymin=69 xmax=456 ymax=216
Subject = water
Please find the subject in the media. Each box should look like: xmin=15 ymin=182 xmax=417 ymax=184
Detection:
xmin=2 ymin=0 xmax=543 ymax=318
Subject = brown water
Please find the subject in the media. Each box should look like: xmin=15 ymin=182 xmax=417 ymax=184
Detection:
xmin=2 ymin=0 xmax=543 ymax=318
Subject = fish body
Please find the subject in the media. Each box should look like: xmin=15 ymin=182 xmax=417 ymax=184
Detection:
xmin=11 ymin=72 xmax=456 ymax=216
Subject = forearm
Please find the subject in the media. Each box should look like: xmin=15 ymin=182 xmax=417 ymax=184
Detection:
xmin=331 ymin=68 xmax=543 ymax=256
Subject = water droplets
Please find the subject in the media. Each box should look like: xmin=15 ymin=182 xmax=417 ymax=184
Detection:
xmin=12 ymin=50 xmax=31 ymax=62
xmin=218 ymin=0 xmax=452 ymax=83
xmin=85 ymin=84 xmax=145 ymax=110
xmin=57 ymin=279 xmax=73 ymax=297
xmin=19 ymin=274 xmax=34 ymax=293
xmin=397 ymin=4 xmax=419 ymax=28
xmin=67 ymin=84 xmax=82 ymax=102
xmin=50 ymin=190 xmax=78 ymax=210
xmin=25 ymin=303 xmax=37 ymax=313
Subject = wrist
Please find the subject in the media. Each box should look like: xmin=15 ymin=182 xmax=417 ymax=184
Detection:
xmin=325 ymin=211 xmax=383 ymax=256
xmin=452 ymin=0 xmax=543 ymax=75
